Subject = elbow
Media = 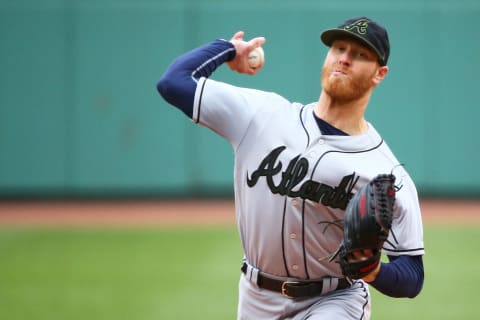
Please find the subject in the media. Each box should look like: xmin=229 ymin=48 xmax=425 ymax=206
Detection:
xmin=156 ymin=75 xmax=172 ymax=100
xmin=155 ymin=72 xmax=195 ymax=118
xmin=394 ymin=268 xmax=424 ymax=298
xmin=406 ymin=273 xmax=424 ymax=298
xmin=156 ymin=74 xmax=181 ymax=107
xmin=404 ymin=287 xmax=422 ymax=299
xmin=404 ymin=287 xmax=421 ymax=299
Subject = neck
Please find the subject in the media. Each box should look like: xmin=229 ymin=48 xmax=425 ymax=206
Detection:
xmin=314 ymin=90 xmax=371 ymax=135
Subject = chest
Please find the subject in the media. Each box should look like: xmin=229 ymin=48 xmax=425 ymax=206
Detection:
xmin=236 ymin=105 xmax=391 ymax=208
xmin=243 ymin=139 xmax=386 ymax=210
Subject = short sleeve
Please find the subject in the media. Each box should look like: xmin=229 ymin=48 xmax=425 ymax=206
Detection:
xmin=193 ymin=77 xmax=286 ymax=149
xmin=383 ymin=176 xmax=425 ymax=256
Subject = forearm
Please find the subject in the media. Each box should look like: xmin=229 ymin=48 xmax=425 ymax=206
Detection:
xmin=156 ymin=39 xmax=236 ymax=117
xmin=369 ymin=255 xmax=424 ymax=298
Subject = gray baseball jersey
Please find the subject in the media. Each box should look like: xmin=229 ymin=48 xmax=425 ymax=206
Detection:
xmin=193 ymin=76 xmax=424 ymax=317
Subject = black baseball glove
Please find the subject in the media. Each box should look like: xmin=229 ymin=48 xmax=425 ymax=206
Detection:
xmin=332 ymin=174 xmax=396 ymax=280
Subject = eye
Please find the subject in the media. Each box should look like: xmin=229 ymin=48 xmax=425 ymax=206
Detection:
xmin=354 ymin=50 xmax=369 ymax=60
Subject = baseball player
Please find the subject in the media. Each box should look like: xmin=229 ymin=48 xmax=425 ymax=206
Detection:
xmin=157 ymin=16 xmax=424 ymax=319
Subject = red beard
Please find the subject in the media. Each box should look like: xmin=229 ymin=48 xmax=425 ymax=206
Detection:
xmin=321 ymin=65 xmax=374 ymax=103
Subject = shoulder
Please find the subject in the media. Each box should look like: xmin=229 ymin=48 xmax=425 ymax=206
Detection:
xmin=200 ymin=78 xmax=291 ymax=104
xmin=198 ymin=77 xmax=302 ymax=118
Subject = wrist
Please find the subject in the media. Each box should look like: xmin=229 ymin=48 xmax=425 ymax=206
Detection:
xmin=362 ymin=261 xmax=382 ymax=283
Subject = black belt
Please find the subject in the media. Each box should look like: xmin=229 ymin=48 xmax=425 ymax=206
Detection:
xmin=241 ymin=263 xmax=350 ymax=299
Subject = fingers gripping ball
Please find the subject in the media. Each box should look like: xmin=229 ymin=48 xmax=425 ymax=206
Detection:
xmin=248 ymin=46 xmax=264 ymax=69
xmin=334 ymin=174 xmax=396 ymax=280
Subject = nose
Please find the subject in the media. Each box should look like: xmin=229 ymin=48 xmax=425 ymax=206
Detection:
xmin=338 ymin=50 xmax=351 ymax=66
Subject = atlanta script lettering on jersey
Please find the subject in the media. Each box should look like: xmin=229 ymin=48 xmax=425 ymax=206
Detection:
xmin=246 ymin=146 xmax=359 ymax=209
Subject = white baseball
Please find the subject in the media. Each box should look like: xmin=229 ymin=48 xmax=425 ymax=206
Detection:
xmin=248 ymin=46 xmax=264 ymax=68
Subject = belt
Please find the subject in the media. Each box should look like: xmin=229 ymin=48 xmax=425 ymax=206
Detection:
xmin=241 ymin=262 xmax=350 ymax=299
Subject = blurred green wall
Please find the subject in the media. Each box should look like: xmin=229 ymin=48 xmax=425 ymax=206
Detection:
xmin=1 ymin=0 xmax=479 ymax=198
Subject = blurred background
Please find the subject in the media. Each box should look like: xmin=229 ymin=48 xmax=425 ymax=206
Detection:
xmin=1 ymin=1 xmax=479 ymax=320
xmin=1 ymin=0 xmax=479 ymax=199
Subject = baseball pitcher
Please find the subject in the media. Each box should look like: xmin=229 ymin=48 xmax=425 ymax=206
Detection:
xmin=157 ymin=16 xmax=424 ymax=320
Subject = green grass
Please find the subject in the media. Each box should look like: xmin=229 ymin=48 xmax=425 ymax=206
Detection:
xmin=0 ymin=225 xmax=478 ymax=319
xmin=0 ymin=227 xmax=243 ymax=320
xmin=370 ymin=225 xmax=480 ymax=320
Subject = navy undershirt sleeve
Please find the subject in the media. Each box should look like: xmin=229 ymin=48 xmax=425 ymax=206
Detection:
xmin=157 ymin=39 xmax=236 ymax=118
xmin=370 ymin=255 xmax=424 ymax=298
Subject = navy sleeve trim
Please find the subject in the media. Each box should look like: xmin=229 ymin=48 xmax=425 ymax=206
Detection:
xmin=191 ymin=45 xmax=236 ymax=81
xmin=383 ymin=247 xmax=424 ymax=254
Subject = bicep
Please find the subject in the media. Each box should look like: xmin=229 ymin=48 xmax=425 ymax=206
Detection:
xmin=193 ymin=78 xmax=279 ymax=149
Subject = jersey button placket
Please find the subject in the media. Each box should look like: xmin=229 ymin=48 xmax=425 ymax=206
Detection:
xmin=284 ymin=197 xmax=304 ymax=277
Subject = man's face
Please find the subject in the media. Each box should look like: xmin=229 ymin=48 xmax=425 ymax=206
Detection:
xmin=321 ymin=39 xmax=383 ymax=102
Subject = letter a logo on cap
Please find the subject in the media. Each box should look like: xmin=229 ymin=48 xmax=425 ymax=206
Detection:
xmin=344 ymin=18 xmax=369 ymax=35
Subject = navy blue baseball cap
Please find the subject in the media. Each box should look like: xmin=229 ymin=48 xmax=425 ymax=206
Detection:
xmin=321 ymin=16 xmax=390 ymax=66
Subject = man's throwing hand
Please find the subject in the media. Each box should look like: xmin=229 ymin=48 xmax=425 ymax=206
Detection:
xmin=227 ymin=31 xmax=266 ymax=75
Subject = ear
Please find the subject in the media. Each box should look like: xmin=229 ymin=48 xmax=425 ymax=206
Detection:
xmin=373 ymin=66 xmax=389 ymax=85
